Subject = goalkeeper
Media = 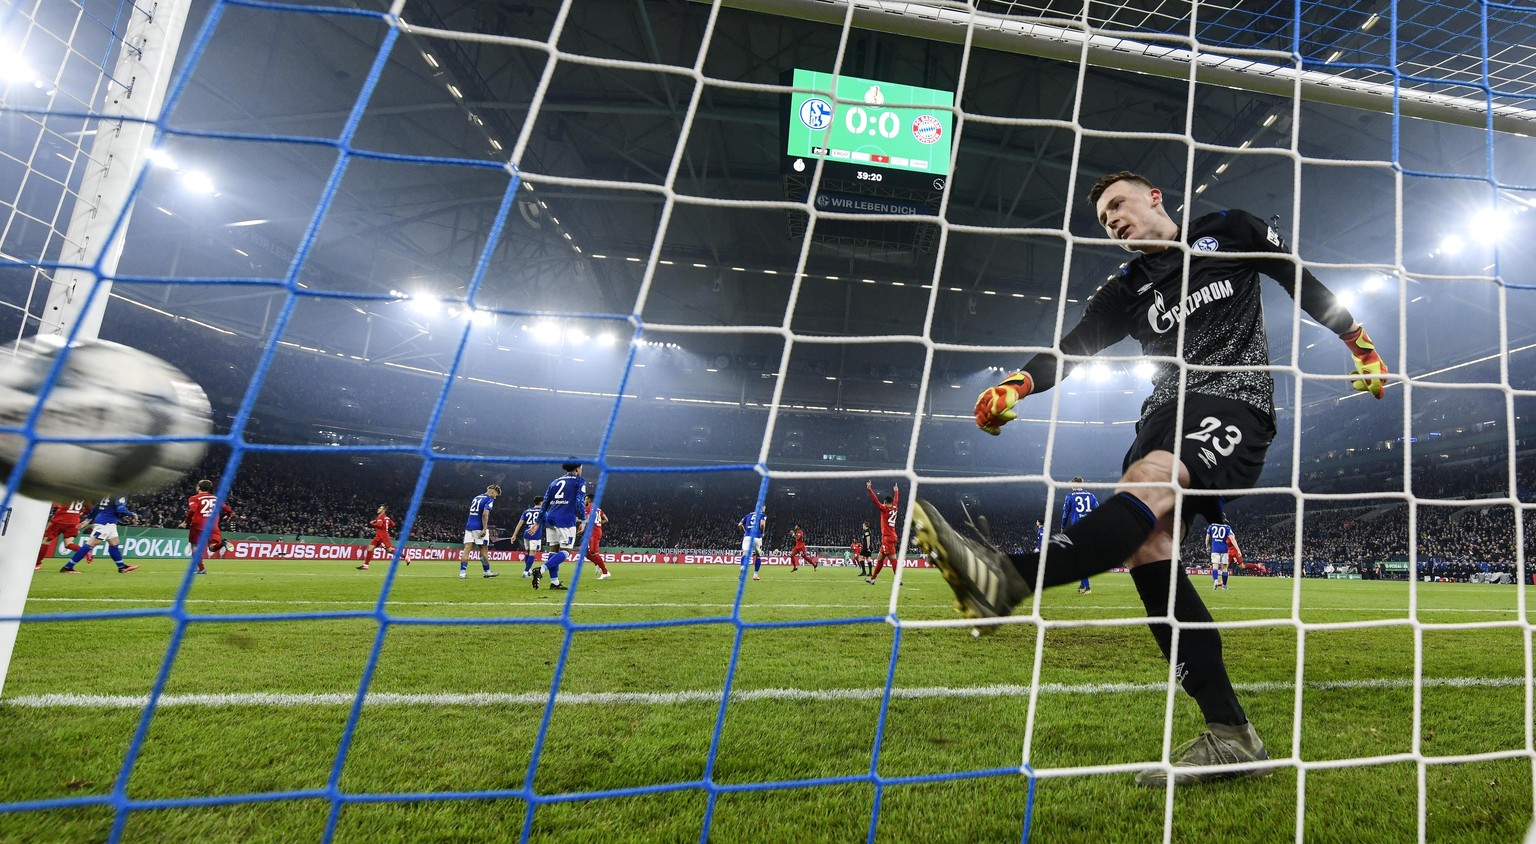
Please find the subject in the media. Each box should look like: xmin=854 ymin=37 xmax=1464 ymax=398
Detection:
xmin=912 ymin=171 xmax=1389 ymax=788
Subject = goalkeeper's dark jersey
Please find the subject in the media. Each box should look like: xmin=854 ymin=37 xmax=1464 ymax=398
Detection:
xmin=1021 ymin=209 xmax=1355 ymax=422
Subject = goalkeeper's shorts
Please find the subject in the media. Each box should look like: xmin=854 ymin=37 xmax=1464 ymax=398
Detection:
xmin=1124 ymin=394 xmax=1275 ymax=525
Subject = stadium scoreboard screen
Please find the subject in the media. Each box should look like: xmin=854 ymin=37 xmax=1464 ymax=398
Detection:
xmin=783 ymin=69 xmax=954 ymax=194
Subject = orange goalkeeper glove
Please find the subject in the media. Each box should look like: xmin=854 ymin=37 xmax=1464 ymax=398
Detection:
xmin=1341 ymin=324 xmax=1388 ymax=399
xmin=974 ymin=371 xmax=1033 ymax=435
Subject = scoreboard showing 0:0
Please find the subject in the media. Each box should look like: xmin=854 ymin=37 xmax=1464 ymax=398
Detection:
xmin=785 ymin=69 xmax=954 ymax=178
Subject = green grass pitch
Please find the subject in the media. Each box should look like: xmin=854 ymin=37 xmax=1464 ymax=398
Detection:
xmin=0 ymin=559 xmax=1531 ymax=842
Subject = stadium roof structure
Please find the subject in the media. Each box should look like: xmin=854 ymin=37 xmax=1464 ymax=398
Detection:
xmin=7 ymin=0 xmax=1536 ymax=477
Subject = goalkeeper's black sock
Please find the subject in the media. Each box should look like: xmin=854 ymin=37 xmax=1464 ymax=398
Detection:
xmin=1130 ymin=560 xmax=1247 ymax=727
xmin=1006 ymin=492 xmax=1158 ymax=589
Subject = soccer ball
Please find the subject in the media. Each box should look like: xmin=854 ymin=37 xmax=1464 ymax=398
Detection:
xmin=0 ymin=338 xmax=213 ymax=500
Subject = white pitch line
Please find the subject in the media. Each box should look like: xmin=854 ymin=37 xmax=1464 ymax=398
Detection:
xmin=4 ymin=675 xmax=1530 ymax=710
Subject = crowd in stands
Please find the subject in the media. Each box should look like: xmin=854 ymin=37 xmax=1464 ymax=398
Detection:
xmin=111 ymin=436 xmax=1536 ymax=581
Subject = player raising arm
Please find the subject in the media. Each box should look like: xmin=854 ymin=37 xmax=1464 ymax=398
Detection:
xmin=911 ymin=170 xmax=1389 ymax=787
xmin=865 ymin=481 xmax=900 ymax=585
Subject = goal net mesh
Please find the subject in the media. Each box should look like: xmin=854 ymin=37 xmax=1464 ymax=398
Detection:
xmin=2 ymin=0 xmax=1533 ymax=841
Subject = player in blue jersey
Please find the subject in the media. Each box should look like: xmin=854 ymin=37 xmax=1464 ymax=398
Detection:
xmin=1034 ymin=518 xmax=1045 ymax=552
xmin=1206 ymin=522 xmax=1241 ymax=590
xmin=535 ymin=461 xmax=585 ymax=590
xmin=740 ymin=507 xmax=767 ymax=580
xmin=1062 ymin=478 xmax=1099 ymax=595
xmin=459 ymin=484 xmax=501 ymax=580
xmin=518 ymin=496 xmax=544 ymax=579
xmin=61 ymin=496 xmax=139 ymax=574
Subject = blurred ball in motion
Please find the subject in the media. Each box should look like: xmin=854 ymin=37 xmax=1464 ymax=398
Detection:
xmin=0 ymin=338 xmax=212 ymax=500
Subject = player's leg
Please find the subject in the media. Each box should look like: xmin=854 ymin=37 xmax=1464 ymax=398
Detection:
xmin=546 ymin=534 xmax=565 ymax=588
xmin=867 ymin=548 xmax=888 ymax=584
xmin=1126 ymin=522 xmax=1266 ymax=785
xmin=584 ymin=537 xmax=609 ymax=575
xmin=36 ymin=523 xmax=62 ymax=570
xmin=479 ymin=537 xmax=497 ymax=578
xmin=105 ymin=534 xmax=136 ymax=572
xmin=62 ymin=533 xmax=99 ymax=572
xmin=546 ymin=551 xmax=565 ymax=589
xmin=196 ymin=530 xmax=220 ymax=573
xmin=590 ymin=542 xmax=611 ymax=578
xmin=459 ymin=535 xmax=473 ymax=579
xmin=1221 ymin=565 xmax=1230 ymax=589
xmin=1078 ymin=577 xmax=1091 ymax=595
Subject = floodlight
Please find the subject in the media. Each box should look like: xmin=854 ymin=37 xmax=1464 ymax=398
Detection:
xmin=1133 ymin=361 xmax=1156 ymax=380
xmin=180 ymin=170 xmax=215 ymax=194
xmin=533 ymin=320 xmax=560 ymax=344
xmin=1362 ymin=275 xmax=1384 ymax=293
xmin=1087 ymin=363 xmax=1111 ymax=382
xmin=565 ymin=328 xmax=589 ymax=344
xmin=0 ymin=55 xmax=35 ymax=84
xmin=144 ymin=148 xmax=176 ymax=169
xmin=409 ymin=294 xmax=441 ymax=316
xmin=1438 ymin=234 xmax=1465 ymax=255
xmin=596 ymin=333 xmax=617 ymax=347
xmin=1335 ymin=290 xmax=1357 ymax=309
xmin=1470 ymin=208 xmax=1511 ymax=243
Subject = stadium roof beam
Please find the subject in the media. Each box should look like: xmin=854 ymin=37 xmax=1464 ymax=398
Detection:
xmin=704 ymin=0 xmax=1536 ymax=136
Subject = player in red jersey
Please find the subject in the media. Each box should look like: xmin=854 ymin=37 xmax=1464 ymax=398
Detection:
xmin=865 ymin=481 xmax=900 ymax=584
xmin=358 ymin=505 xmax=398 ymax=570
xmin=581 ymin=494 xmax=612 ymax=579
xmin=789 ymin=524 xmax=818 ymax=572
xmin=36 ymin=500 xmax=90 ymax=570
xmin=181 ymin=479 xmax=233 ymax=574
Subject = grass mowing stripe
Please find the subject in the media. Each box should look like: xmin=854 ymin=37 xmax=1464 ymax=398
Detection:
xmin=23 ymin=596 xmax=1534 ymax=614
xmin=5 ymin=675 xmax=1529 ymax=709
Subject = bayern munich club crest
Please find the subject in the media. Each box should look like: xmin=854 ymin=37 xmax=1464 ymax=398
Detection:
xmin=911 ymin=114 xmax=943 ymax=144
xmin=1193 ymin=236 xmax=1220 ymax=252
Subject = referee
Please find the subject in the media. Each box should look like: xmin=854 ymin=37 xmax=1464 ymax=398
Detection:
xmin=913 ymin=171 xmax=1389 ymax=787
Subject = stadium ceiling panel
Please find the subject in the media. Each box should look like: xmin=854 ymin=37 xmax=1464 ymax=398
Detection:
xmin=96 ymin=0 xmax=1535 ymax=407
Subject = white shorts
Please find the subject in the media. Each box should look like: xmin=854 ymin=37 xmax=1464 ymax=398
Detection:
xmin=91 ymin=523 xmax=119 ymax=542
xmin=741 ymin=536 xmax=763 ymax=555
xmin=1211 ymin=552 xmax=1229 ymax=568
xmin=463 ymin=529 xmax=488 ymax=546
xmin=523 ymin=537 xmax=542 ymax=552
xmin=548 ymin=525 xmax=576 ymax=548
